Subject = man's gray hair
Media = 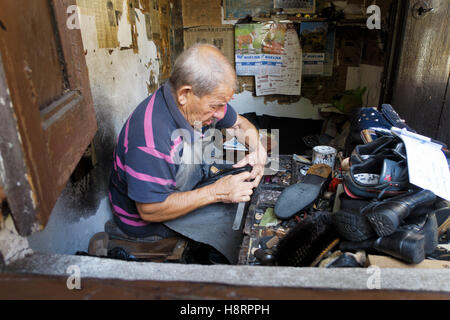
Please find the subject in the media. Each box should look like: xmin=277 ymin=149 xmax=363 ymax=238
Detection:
xmin=169 ymin=43 xmax=237 ymax=97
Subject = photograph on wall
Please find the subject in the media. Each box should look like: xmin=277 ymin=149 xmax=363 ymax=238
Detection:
xmin=224 ymin=0 xmax=274 ymax=20
xmin=235 ymin=23 xmax=286 ymax=76
xmin=300 ymin=21 xmax=328 ymax=75
xmin=299 ymin=21 xmax=328 ymax=52
xmin=274 ymin=0 xmax=316 ymax=13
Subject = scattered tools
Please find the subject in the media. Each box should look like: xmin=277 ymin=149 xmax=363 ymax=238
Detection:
xmin=232 ymin=202 xmax=246 ymax=231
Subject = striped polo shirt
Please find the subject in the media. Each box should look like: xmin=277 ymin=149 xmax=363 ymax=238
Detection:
xmin=108 ymin=82 xmax=237 ymax=228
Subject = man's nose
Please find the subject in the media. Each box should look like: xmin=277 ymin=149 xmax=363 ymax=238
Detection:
xmin=213 ymin=106 xmax=226 ymax=119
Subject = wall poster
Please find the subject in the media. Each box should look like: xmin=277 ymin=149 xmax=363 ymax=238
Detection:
xmin=224 ymin=0 xmax=274 ymax=20
xmin=274 ymin=0 xmax=316 ymax=13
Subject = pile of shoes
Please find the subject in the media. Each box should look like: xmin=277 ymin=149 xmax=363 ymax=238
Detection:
xmin=251 ymin=104 xmax=450 ymax=268
xmin=333 ymin=134 xmax=450 ymax=264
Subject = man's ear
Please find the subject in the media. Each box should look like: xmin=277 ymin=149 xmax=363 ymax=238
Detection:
xmin=176 ymin=85 xmax=193 ymax=106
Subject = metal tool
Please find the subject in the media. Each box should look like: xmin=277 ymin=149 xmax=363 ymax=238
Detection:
xmin=232 ymin=202 xmax=246 ymax=230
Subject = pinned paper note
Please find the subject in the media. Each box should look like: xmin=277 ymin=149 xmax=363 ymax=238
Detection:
xmin=223 ymin=137 xmax=248 ymax=151
xmin=392 ymin=128 xmax=450 ymax=201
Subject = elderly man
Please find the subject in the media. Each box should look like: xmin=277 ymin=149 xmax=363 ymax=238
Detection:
xmin=108 ymin=44 xmax=267 ymax=247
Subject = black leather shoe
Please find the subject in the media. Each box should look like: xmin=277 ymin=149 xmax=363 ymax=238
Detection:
xmin=332 ymin=194 xmax=375 ymax=241
xmin=195 ymin=164 xmax=253 ymax=188
xmin=351 ymin=135 xmax=402 ymax=165
xmin=365 ymin=189 xmax=436 ymax=237
xmin=343 ymin=154 xmax=410 ymax=199
xmin=340 ymin=213 xmax=438 ymax=264
xmin=401 ymin=212 xmax=438 ymax=255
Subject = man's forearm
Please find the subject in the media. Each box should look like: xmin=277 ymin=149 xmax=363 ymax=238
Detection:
xmin=137 ymin=184 xmax=218 ymax=223
xmin=137 ymin=169 xmax=255 ymax=223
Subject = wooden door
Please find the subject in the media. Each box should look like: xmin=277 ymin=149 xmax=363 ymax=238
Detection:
xmin=0 ymin=0 xmax=97 ymax=236
xmin=389 ymin=0 xmax=450 ymax=145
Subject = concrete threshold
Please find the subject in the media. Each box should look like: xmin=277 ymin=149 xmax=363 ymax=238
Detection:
xmin=2 ymin=252 xmax=450 ymax=294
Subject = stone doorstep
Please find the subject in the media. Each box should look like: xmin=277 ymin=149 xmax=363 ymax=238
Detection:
xmin=2 ymin=252 xmax=450 ymax=294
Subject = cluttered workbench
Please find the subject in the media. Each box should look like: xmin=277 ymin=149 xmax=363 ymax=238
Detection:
xmin=237 ymin=154 xmax=341 ymax=266
xmin=236 ymin=136 xmax=450 ymax=268
xmin=86 ymin=107 xmax=449 ymax=268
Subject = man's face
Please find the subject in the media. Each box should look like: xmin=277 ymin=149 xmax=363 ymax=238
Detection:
xmin=183 ymin=83 xmax=234 ymax=128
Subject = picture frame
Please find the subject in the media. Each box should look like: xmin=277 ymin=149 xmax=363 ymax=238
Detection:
xmin=274 ymin=0 xmax=316 ymax=14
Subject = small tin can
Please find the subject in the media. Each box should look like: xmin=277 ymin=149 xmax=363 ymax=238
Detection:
xmin=312 ymin=145 xmax=337 ymax=169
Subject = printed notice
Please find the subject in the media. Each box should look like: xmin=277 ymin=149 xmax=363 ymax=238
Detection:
xmin=255 ymin=24 xmax=302 ymax=95
xmin=392 ymin=128 xmax=450 ymax=201
xmin=235 ymin=23 xmax=287 ymax=76
xmin=302 ymin=53 xmax=324 ymax=75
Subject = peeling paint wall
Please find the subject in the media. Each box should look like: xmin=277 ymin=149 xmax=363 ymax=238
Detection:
xmin=78 ymin=0 xmax=160 ymax=134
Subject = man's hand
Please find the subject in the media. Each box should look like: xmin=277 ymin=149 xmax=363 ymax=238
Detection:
xmin=227 ymin=115 xmax=268 ymax=188
xmin=233 ymin=147 xmax=267 ymax=188
xmin=211 ymin=171 xmax=255 ymax=203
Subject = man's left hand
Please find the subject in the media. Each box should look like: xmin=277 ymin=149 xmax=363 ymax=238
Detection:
xmin=233 ymin=147 xmax=267 ymax=188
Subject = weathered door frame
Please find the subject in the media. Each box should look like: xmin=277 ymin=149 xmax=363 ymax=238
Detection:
xmin=381 ymin=0 xmax=450 ymax=145
xmin=0 ymin=0 xmax=97 ymax=236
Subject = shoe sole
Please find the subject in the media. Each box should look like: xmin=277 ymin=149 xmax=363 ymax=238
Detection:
xmin=424 ymin=213 xmax=438 ymax=255
xmin=399 ymin=234 xmax=425 ymax=264
xmin=333 ymin=210 xmax=375 ymax=242
xmin=366 ymin=210 xmax=398 ymax=237
xmin=366 ymin=190 xmax=437 ymax=237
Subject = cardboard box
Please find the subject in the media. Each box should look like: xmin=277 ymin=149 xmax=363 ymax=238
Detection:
xmin=181 ymin=0 xmax=222 ymax=27
xmin=368 ymin=254 xmax=450 ymax=269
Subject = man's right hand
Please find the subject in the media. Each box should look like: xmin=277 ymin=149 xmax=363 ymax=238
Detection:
xmin=211 ymin=171 xmax=255 ymax=203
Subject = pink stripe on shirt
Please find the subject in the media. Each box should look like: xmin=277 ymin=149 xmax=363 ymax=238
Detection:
xmin=116 ymin=155 xmax=125 ymax=171
xmin=116 ymin=214 xmax=150 ymax=227
xmin=125 ymin=165 xmax=176 ymax=187
xmin=124 ymin=116 xmax=132 ymax=154
xmin=144 ymin=91 xmax=158 ymax=149
xmin=109 ymin=192 xmax=149 ymax=227
xmin=138 ymin=146 xmax=175 ymax=164
xmin=108 ymin=192 xmax=143 ymax=221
